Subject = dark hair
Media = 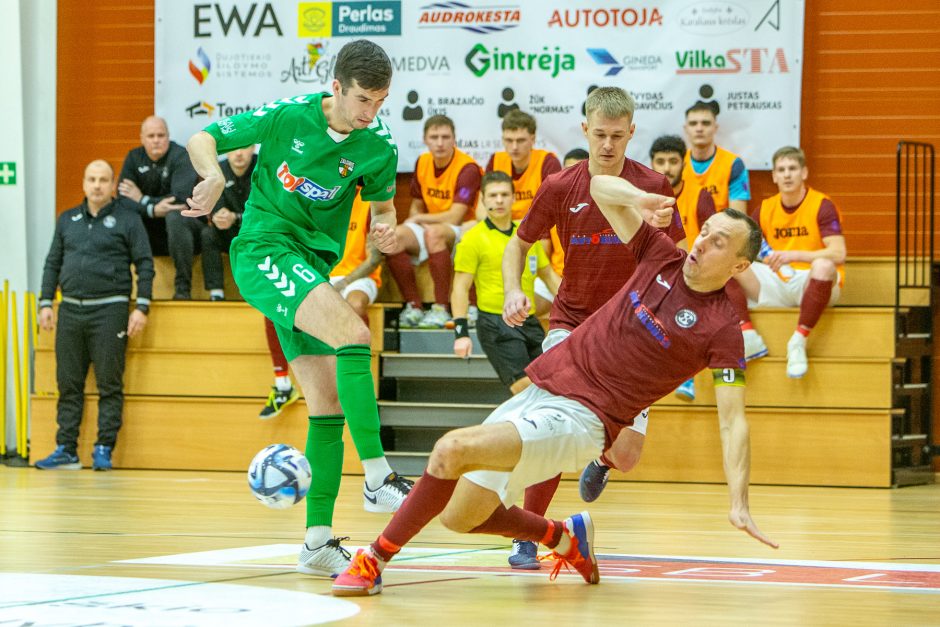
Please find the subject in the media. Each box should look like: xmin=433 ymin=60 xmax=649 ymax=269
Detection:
xmin=334 ymin=40 xmax=392 ymax=91
xmin=684 ymin=100 xmax=720 ymax=118
xmin=481 ymin=170 xmax=513 ymax=195
xmin=502 ymin=110 xmax=536 ymax=134
xmin=563 ymin=148 xmax=588 ymax=163
xmin=723 ymin=208 xmax=762 ymax=262
xmin=649 ymin=135 xmax=687 ymax=160
xmin=423 ymin=114 xmax=455 ymax=136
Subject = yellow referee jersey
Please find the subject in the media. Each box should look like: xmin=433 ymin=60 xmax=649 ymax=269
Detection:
xmin=454 ymin=219 xmax=549 ymax=316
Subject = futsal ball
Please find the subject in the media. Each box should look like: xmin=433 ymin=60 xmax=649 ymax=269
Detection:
xmin=247 ymin=444 xmax=311 ymax=509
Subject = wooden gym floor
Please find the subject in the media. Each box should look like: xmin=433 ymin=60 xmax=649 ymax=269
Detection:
xmin=1 ymin=467 xmax=938 ymax=626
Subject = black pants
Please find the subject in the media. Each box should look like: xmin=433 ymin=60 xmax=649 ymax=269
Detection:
xmin=475 ymin=311 xmax=545 ymax=387
xmin=165 ymin=211 xmax=205 ymax=297
xmin=200 ymin=223 xmax=239 ymax=291
xmin=54 ymin=302 xmax=129 ymax=451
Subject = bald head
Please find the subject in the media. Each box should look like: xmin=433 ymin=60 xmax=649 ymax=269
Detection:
xmin=83 ymin=159 xmax=115 ymax=210
xmin=140 ymin=116 xmax=170 ymax=161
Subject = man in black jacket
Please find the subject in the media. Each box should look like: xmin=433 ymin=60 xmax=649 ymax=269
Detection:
xmin=117 ymin=116 xmax=199 ymax=299
xmin=200 ymin=146 xmax=256 ymax=300
xmin=35 ymin=160 xmax=154 ymax=471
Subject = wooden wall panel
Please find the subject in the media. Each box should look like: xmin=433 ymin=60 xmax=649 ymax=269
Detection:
xmin=56 ymin=0 xmax=940 ymax=251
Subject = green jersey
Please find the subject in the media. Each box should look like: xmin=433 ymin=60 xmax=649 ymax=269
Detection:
xmin=204 ymin=93 xmax=398 ymax=266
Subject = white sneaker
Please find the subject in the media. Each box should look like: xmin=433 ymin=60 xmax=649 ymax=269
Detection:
xmin=398 ymin=303 xmax=424 ymax=329
xmin=418 ymin=304 xmax=450 ymax=329
xmin=297 ymin=537 xmax=352 ymax=577
xmin=363 ymin=472 xmax=414 ymax=513
xmin=786 ymin=334 xmax=808 ymax=378
xmin=743 ymin=328 xmax=769 ymax=361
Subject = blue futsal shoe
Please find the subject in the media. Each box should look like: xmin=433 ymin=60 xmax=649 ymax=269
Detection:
xmin=547 ymin=511 xmax=599 ymax=584
xmin=508 ymin=539 xmax=541 ymax=570
xmin=579 ymin=460 xmax=611 ymax=503
xmin=35 ymin=445 xmax=81 ymax=470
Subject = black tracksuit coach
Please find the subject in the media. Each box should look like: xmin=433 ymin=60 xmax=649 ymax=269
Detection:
xmin=39 ymin=198 xmax=154 ymax=453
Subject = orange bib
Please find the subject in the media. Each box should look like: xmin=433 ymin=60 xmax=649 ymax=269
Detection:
xmin=415 ymin=148 xmax=481 ymax=222
xmin=493 ymin=149 xmax=553 ymax=220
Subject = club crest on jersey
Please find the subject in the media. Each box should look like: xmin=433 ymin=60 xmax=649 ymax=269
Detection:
xmin=338 ymin=157 xmax=355 ymax=178
xmin=276 ymin=161 xmax=340 ymax=202
xmin=675 ymin=308 xmax=697 ymax=329
xmin=103 ymin=216 xmax=117 ymax=229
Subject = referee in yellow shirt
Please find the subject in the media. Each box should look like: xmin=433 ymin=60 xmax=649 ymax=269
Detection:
xmin=451 ymin=171 xmax=560 ymax=395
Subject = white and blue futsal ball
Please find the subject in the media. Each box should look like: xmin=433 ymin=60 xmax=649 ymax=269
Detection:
xmin=247 ymin=444 xmax=311 ymax=509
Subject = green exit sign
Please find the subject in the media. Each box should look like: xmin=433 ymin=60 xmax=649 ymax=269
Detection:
xmin=0 ymin=162 xmax=16 ymax=185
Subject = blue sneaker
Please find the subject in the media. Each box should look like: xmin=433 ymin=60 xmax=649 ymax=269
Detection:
xmin=675 ymin=378 xmax=695 ymax=402
xmin=92 ymin=445 xmax=113 ymax=471
xmin=35 ymin=445 xmax=81 ymax=470
xmin=508 ymin=539 xmax=540 ymax=570
xmin=547 ymin=511 xmax=599 ymax=584
xmin=579 ymin=460 xmax=610 ymax=503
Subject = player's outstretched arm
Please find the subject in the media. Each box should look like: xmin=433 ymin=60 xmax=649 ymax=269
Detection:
xmin=590 ymin=175 xmax=675 ymax=246
xmin=714 ymin=382 xmax=779 ymax=549
xmin=501 ymin=234 xmax=533 ymax=327
xmin=184 ymin=131 xmax=226 ymax=217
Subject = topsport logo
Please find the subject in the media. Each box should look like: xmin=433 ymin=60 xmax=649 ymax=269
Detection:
xmin=188 ymin=47 xmax=211 ymax=84
xmin=418 ymin=1 xmax=520 ymax=34
xmin=276 ymin=162 xmax=340 ymax=202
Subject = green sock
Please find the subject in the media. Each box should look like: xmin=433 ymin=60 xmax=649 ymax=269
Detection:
xmin=305 ymin=414 xmax=345 ymax=528
xmin=335 ymin=344 xmax=385 ymax=460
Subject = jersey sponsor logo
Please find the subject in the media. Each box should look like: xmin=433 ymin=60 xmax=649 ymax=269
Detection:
xmin=338 ymin=157 xmax=355 ymax=177
xmin=71 ymin=213 xmax=83 ymax=222
xmin=103 ymin=216 xmax=117 ymax=229
xmin=675 ymin=308 xmax=697 ymax=329
xmin=629 ymin=290 xmax=671 ymax=348
xmin=291 ymin=139 xmax=305 ymax=155
xmin=773 ymin=225 xmax=810 ymax=239
xmin=655 ymin=274 xmax=671 ymax=289
xmin=426 ymin=187 xmax=452 ymax=200
xmin=276 ymin=161 xmax=340 ymax=202
xmin=137 ymin=165 xmax=150 ymax=174
xmin=569 ymin=202 xmax=589 ymax=213
xmin=569 ymin=227 xmax=621 ymax=246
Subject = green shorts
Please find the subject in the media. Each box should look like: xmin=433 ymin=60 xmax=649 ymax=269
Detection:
xmin=230 ymin=232 xmax=336 ymax=360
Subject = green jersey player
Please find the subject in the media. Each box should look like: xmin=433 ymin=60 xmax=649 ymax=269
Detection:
xmin=184 ymin=40 xmax=411 ymax=578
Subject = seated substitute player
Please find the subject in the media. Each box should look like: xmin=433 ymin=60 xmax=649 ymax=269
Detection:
xmin=200 ymin=145 xmax=256 ymax=301
xmin=451 ymin=171 xmax=559 ymax=395
xmin=385 ymin=115 xmax=482 ymax=329
xmin=331 ymin=175 xmax=778 ymax=597
xmin=734 ymin=146 xmax=846 ymax=378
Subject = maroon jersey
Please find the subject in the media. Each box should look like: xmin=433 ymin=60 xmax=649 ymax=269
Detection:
xmin=526 ymin=222 xmax=745 ymax=446
xmin=517 ymin=159 xmax=683 ymax=331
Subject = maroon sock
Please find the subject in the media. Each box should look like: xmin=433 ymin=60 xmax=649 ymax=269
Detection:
xmin=427 ymin=250 xmax=453 ymax=306
xmin=469 ymin=505 xmax=565 ymax=548
xmin=370 ymin=471 xmax=457 ymax=562
xmin=724 ymin=278 xmax=751 ymax=325
xmin=385 ymin=251 xmax=421 ymax=308
xmin=522 ymin=474 xmax=561 ymax=517
xmin=264 ymin=317 xmax=289 ymax=377
xmin=798 ymin=278 xmax=833 ymax=332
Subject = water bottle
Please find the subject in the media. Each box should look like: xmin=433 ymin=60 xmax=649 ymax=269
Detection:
xmin=758 ymin=239 xmax=795 ymax=280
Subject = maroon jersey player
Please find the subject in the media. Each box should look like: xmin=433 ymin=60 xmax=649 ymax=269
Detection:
xmin=330 ymin=174 xmax=777 ymax=598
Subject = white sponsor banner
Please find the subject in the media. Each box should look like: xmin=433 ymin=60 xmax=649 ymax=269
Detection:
xmin=156 ymin=0 xmax=803 ymax=171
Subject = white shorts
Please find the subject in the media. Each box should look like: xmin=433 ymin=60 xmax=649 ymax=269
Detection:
xmin=463 ymin=384 xmax=606 ymax=508
xmin=541 ymin=328 xmax=649 ymax=435
xmin=329 ymin=275 xmax=378 ymax=303
xmin=533 ymin=277 xmax=554 ymax=303
xmin=403 ymin=222 xmax=463 ymax=265
xmin=748 ymin=262 xmax=841 ymax=309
